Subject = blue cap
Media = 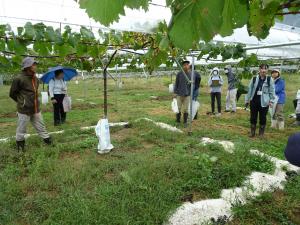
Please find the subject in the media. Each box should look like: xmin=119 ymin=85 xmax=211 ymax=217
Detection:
xmin=284 ymin=132 xmax=300 ymax=167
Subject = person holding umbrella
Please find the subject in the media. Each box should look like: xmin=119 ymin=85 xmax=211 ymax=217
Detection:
xmin=245 ymin=64 xmax=275 ymax=138
xmin=41 ymin=66 xmax=77 ymax=126
xmin=9 ymin=57 xmax=52 ymax=151
xmin=49 ymin=70 xmax=68 ymax=126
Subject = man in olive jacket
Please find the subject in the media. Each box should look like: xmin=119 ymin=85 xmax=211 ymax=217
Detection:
xmin=9 ymin=57 xmax=51 ymax=151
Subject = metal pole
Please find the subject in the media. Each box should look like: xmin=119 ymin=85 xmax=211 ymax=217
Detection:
xmin=104 ymin=68 xmax=108 ymax=118
xmin=189 ymin=55 xmax=195 ymax=135
xmin=243 ymin=41 xmax=300 ymax=50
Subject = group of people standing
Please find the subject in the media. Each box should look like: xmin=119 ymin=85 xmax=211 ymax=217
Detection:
xmin=174 ymin=60 xmax=287 ymax=138
xmin=9 ymin=57 xmax=69 ymax=151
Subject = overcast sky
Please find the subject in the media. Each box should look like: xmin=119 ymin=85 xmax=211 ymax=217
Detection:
xmin=0 ymin=0 xmax=171 ymax=32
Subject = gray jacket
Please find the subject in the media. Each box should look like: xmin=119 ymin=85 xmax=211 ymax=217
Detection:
xmin=226 ymin=68 xmax=237 ymax=90
xmin=174 ymin=71 xmax=191 ymax=96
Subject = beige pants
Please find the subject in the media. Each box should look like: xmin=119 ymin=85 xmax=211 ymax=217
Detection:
xmin=16 ymin=112 xmax=50 ymax=141
xmin=225 ymin=88 xmax=237 ymax=111
xmin=177 ymin=96 xmax=190 ymax=113
xmin=273 ymin=104 xmax=284 ymax=122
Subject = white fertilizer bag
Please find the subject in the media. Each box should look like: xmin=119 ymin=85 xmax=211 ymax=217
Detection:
xmin=171 ymin=98 xmax=179 ymax=114
xmin=95 ymin=119 xmax=114 ymax=154
xmin=41 ymin=92 xmax=49 ymax=105
xmin=188 ymin=100 xmax=200 ymax=120
xmin=169 ymin=84 xmax=174 ymax=93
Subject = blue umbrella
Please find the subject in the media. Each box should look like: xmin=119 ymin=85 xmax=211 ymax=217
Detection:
xmin=41 ymin=66 xmax=78 ymax=84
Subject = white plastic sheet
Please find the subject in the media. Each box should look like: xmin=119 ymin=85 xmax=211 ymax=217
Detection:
xmin=95 ymin=119 xmax=114 ymax=154
xmin=171 ymin=98 xmax=179 ymax=114
xmin=41 ymin=92 xmax=48 ymax=105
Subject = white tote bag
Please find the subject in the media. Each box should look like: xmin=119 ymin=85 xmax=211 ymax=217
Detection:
xmin=169 ymin=84 xmax=174 ymax=93
xmin=171 ymin=98 xmax=179 ymax=114
xmin=95 ymin=119 xmax=114 ymax=154
xmin=63 ymin=96 xmax=72 ymax=112
xmin=188 ymin=100 xmax=200 ymax=120
xmin=41 ymin=92 xmax=49 ymax=105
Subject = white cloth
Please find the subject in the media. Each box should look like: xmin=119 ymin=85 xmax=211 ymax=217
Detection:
xmin=225 ymin=88 xmax=237 ymax=111
xmin=48 ymin=78 xmax=67 ymax=98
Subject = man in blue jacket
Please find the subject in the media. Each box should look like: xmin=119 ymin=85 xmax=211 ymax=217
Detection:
xmin=271 ymin=69 xmax=286 ymax=130
xmin=245 ymin=64 xmax=276 ymax=137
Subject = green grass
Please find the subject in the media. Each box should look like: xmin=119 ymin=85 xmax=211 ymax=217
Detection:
xmin=0 ymin=74 xmax=300 ymax=225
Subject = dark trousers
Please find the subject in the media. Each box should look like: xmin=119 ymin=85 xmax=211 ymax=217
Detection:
xmin=211 ymin=92 xmax=221 ymax=113
xmin=250 ymin=100 xmax=269 ymax=126
xmin=53 ymin=94 xmax=66 ymax=124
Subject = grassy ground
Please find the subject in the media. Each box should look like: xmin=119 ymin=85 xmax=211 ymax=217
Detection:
xmin=0 ymin=74 xmax=300 ymax=225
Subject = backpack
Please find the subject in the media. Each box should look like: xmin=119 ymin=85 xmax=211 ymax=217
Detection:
xmin=252 ymin=76 xmax=271 ymax=87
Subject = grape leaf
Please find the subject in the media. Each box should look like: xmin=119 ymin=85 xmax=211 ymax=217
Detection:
xmin=248 ymin=0 xmax=280 ymax=38
xmin=0 ymin=39 xmax=5 ymax=51
xmin=45 ymin=26 xmax=56 ymax=42
xmin=169 ymin=0 xmax=224 ymax=50
xmin=24 ymin=22 xmax=36 ymax=39
xmin=220 ymin=0 xmax=249 ymax=36
xmin=79 ymin=0 xmax=148 ymax=26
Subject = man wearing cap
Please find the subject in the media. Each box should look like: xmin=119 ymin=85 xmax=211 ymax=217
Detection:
xmin=174 ymin=60 xmax=191 ymax=127
xmin=271 ymin=69 xmax=286 ymax=130
xmin=245 ymin=64 xmax=275 ymax=138
xmin=224 ymin=65 xmax=237 ymax=113
xmin=9 ymin=57 xmax=51 ymax=151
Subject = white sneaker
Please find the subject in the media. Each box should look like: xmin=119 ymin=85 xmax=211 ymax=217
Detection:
xmin=216 ymin=113 xmax=221 ymax=117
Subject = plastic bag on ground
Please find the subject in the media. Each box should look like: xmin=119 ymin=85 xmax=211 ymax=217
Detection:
xmin=95 ymin=119 xmax=114 ymax=154
xmin=171 ymin=98 xmax=179 ymax=114
xmin=63 ymin=96 xmax=72 ymax=112
xmin=41 ymin=92 xmax=48 ymax=105
xmin=169 ymin=84 xmax=174 ymax=93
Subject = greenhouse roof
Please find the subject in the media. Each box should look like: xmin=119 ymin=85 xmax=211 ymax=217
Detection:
xmin=1 ymin=0 xmax=300 ymax=60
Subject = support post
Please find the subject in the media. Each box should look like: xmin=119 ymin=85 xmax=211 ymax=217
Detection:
xmin=189 ymin=55 xmax=195 ymax=135
xmin=103 ymin=68 xmax=108 ymax=118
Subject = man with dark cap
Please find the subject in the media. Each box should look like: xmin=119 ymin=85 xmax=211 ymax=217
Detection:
xmin=9 ymin=57 xmax=52 ymax=151
xmin=284 ymin=132 xmax=300 ymax=167
xmin=174 ymin=60 xmax=191 ymax=127
xmin=245 ymin=64 xmax=275 ymax=138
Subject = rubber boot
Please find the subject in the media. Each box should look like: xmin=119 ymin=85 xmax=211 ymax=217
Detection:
xmin=16 ymin=140 xmax=25 ymax=151
xmin=271 ymin=119 xmax=277 ymax=129
xmin=249 ymin=124 xmax=256 ymax=138
xmin=259 ymin=125 xmax=266 ymax=137
xmin=278 ymin=121 xmax=285 ymax=130
xmin=43 ymin=137 xmax=52 ymax=145
xmin=183 ymin=113 xmax=189 ymax=128
xmin=176 ymin=112 xmax=181 ymax=123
